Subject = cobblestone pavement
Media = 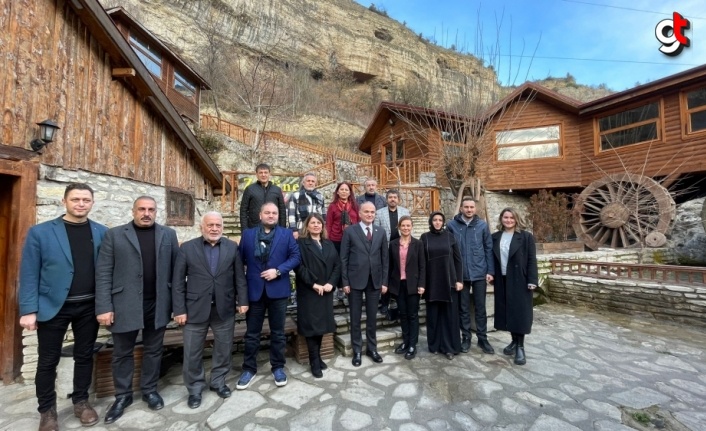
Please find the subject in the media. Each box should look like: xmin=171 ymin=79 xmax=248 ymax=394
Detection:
xmin=2 ymin=303 xmax=706 ymax=431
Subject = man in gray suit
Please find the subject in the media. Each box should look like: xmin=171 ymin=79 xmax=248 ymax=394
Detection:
xmin=172 ymin=212 xmax=248 ymax=409
xmin=96 ymin=196 xmax=179 ymax=424
xmin=340 ymin=202 xmax=389 ymax=367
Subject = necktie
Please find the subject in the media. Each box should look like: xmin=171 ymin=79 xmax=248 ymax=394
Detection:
xmin=366 ymin=226 xmax=372 ymax=241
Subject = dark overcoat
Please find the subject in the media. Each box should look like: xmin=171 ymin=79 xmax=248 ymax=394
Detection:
xmin=387 ymin=237 xmax=426 ymax=296
xmin=419 ymin=231 xmax=463 ymax=302
xmin=95 ymin=222 xmax=179 ymax=333
xmin=492 ymin=230 xmax=539 ymax=334
xmin=295 ymin=237 xmax=341 ymax=336
xmin=172 ymin=236 xmax=248 ymax=324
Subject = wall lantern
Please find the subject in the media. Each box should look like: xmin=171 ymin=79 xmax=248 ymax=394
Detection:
xmin=30 ymin=119 xmax=61 ymax=152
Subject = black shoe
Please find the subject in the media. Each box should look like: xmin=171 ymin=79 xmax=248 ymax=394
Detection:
xmin=460 ymin=338 xmax=471 ymax=353
xmin=515 ymin=346 xmax=526 ymax=365
xmin=352 ymin=352 xmax=362 ymax=367
xmin=366 ymin=350 xmax=383 ymax=363
xmin=187 ymin=394 xmax=201 ymax=409
xmin=503 ymin=341 xmax=518 ymax=356
xmin=311 ymin=365 xmax=323 ymax=378
xmin=404 ymin=346 xmax=416 ymax=360
xmin=379 ymin=305 xmax=388 ymax=316
xmin=141 ymin=392 xmax=164 ymax=410
xmin=320 ymin=360 xmax=328 ymax=370
xmin=445 ymin=352 xmax=454 ymax=360
xmin=209 ymin=385 xmax=232 ymax=399
xmin=105 ymin=395 xmax=133 ymax=424
xmin=394 ymin=343 xmax=408 ymax=354
xmin=477 ymin=339 xmax=495 ymax=354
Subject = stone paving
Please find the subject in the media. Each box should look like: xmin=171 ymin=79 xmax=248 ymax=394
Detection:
xmin=2 ymin=303 xmax=706 ymax=431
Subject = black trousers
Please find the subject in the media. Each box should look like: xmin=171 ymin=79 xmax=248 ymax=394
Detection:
xmin=395 ymin=281 xmax=421 ymax=347
xmin=110 ymin=301 xmax=166 ymax=396
xmin=36 ymin=301 xmax=98 ymax=413
xmin=460 ymin=280 xmax=488 ymax=340
xmin=348 ymin=277 xmax=380 ymax=353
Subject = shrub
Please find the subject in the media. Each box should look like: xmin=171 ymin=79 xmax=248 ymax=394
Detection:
xmin=194 ymin=127 xmax=225 ymax=155
xmin=527 ymin=190 xmax=575 ymax=242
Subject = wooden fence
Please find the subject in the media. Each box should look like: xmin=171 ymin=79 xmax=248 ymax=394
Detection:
xmin=356 ymin=158 xmax=435 ymax=186
xmin=550 ymin=259 xmax=706 ymax=286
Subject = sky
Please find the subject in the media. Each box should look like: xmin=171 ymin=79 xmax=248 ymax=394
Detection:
xmin=353 ymin=0 xmax=706 ymax=91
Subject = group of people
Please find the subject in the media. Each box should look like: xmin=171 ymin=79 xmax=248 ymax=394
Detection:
xmin=18 ymin=167 xmax=538 ymax=431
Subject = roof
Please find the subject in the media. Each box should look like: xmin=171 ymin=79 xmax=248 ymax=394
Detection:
xmin=68 ymin=0 xmax=224 ymax=190
xmin=105 ymin=7 xmax=212 ymax=90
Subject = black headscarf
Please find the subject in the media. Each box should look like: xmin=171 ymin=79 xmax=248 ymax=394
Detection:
xmin=428 ymin=211 xmax=446 ymax=234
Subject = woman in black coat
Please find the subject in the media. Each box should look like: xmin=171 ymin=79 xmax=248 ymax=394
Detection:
xmin=420 ymin=211 xmax=463 ymax=360
xmin=295 ymin=214 xmax=341 ymax=378
xmin=492 ymin=208 xmax=538 ymax=366
xmin=388 ymin=216 xmax=426 ymax=360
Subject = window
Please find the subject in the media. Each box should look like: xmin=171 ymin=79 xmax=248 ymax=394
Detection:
xmin=174 ymin=70 xmax=196 ymax=100
xmin=166 ymin=189 xmax=194 ymax=226
xmin=129 ymin=33 xmax=162 ymax=77
xmin=495 ymin=125 xmax=561 ymax=161
xmin=598 ymin=102 xmax=660 ymax=150
xmin=684 ymin=87 xmax=706 ymax=133
xmin=441 ymin=127 xmax=465 ymax=144
xmin=395 ymin=139 xmax=405 ymax=160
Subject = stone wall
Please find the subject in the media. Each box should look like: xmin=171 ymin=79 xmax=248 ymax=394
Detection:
xmin=548 ymin=276 xmax=706 ymax=328
xmin=21 ymin=166 xmax=216 ymax=382
xmin=484 ymin=191 xmax=530 ymax=230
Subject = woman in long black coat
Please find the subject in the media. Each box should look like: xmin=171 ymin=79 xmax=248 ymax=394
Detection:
xmin=491 ymin=207 xmax=538 ymax=365
xmin=420 ymin=211 xmax=463 ymax=360
xmin=388 ymin=216 xmax=426 ymax=360
xmin=295 ymin=214 xmax=341 ymax=378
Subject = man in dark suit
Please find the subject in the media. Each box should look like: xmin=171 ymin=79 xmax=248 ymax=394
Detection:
xmin=340 ymin=201 xmax=389 ymax=367
xmin=172 ymin=212 xmax=248 ymax=408
xmin=19 ymin=183 xmax=107 ymax=431
xmin=95 ymin=196 xmax=179 ymax=424
xmin=236 ymin=202 xmax=300 ymax=390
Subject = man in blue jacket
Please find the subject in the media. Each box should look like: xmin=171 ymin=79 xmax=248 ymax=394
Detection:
xmin=446 ymin=197 xmax=495 ymax=355
xmin=236 ymin=202 xmax=300 ymax=390
xmin=19 ymin=183 xmax=107 ymax=431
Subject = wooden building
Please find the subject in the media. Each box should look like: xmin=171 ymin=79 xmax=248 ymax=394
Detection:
xmin=106 ymin=7 xmax=211 ymax=124
xmin=0 ymin=0 xmax=224 ymax=383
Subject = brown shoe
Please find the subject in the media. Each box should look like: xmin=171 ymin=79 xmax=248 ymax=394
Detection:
xmin=39 ymin=407 xmax=59 ymax=431
xmin=73 ymin=400 xmax=99 ymax=427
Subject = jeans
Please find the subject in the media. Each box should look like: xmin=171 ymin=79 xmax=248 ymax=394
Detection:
xmin=459 ymin=280 xmax=488 ymax=340
xmin=242 ymin=292 xmax=288 ymax=373
xmin=36 ymin=301 xmax=99 ymax=413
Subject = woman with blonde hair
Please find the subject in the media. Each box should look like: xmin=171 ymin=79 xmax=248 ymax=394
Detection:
xmin=491 ymin=208 xmax=538 ymax=365
xmin=295 ymin=214 xmax=340 ymax=377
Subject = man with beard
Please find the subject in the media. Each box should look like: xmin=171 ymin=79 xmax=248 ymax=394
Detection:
xmin=236 ymin=203 xmax=300 ymax=390
xmin=356 ymin=178 xmax=386 ymax=210
xmin=96 ymin=196 xmax=179 ymax=424
xmin=287 ymin=173 xmax=326 ymax=239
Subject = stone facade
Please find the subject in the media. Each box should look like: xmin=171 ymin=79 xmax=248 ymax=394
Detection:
xmin=484 ymin=191 xmax=530 ymax=231
xmin=669 ymin=197 xmax=706 ymax=266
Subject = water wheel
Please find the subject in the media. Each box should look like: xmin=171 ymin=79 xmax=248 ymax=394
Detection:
xmin=573 ymin=173 xmax=675 ymax=250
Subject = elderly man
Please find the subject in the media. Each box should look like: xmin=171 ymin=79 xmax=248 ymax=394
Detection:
xmin=96 ymin=196 xmax=179 ymax=424
xmin=19 ymin=183 xmax=107 ymax=431
xmin=172 ymin=212 xmax=248 ymax=409
xmin=287 ymin=172 xmax=326 ymax=239
xmin=340 ymin=202 xmax=389 ymax=367
xmin=236 ymin=203 xmax=300 ymax=390
xmin=356 ymin=178 xmax=386 ymax=210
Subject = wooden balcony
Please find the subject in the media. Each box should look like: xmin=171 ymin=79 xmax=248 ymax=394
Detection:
xmin=356 ymin=158 xmax=435 ymax=186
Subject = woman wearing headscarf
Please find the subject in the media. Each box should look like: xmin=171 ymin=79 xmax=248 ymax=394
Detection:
xmin=295 ymin=214 xmax=341 ymax=378
xmin=492 ymin=208 xmax=538 ymax=366
xmin=420 ymin=211 xmax=463 ymax=360
xmin=388 ymin=216 xmax=426 ymax=360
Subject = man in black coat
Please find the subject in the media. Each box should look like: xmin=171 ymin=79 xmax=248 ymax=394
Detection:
xmin=172 ymin=212 xmax=249 ymax=408
xmin=340 ymin=202 xmax=389 ymax=367
xmin=239 ymin=163 xmax=287 ymax=230
xmin=95 ymin=196 xmax=179 ymax=424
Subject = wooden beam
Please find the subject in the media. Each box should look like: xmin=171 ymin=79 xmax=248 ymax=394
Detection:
xmin=112 ymin=68 xmax=135 ymax=78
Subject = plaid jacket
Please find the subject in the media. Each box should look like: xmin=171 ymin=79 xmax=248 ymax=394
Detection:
xmin=374 ymin=206 xmax=410 ymax=241
xmin=287 ymin=189 xmax=326 ymax=231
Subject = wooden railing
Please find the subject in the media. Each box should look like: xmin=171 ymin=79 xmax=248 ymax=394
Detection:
xmin=356 ymin=158 xmax=435 ymax=185
xmin=550 ymin=259 xmax=706 ymax=286
xmin=352 ymin=184 xmax=440 ymax=216
xmin=200 ymin=114 xmax=370 ymax=164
